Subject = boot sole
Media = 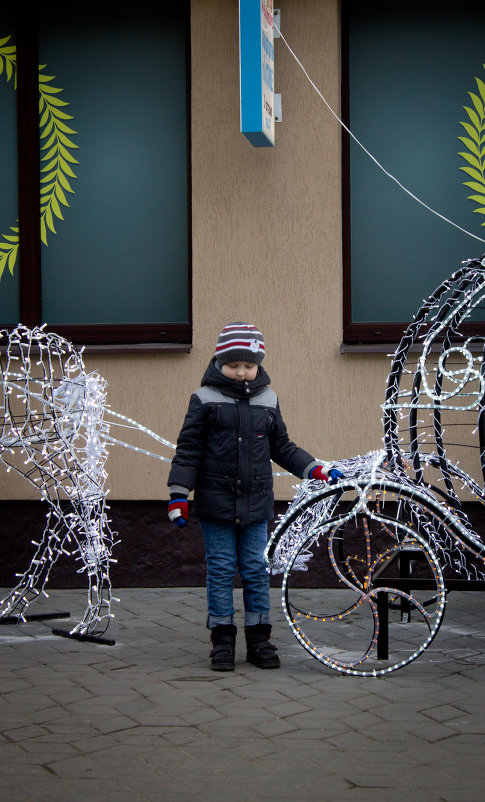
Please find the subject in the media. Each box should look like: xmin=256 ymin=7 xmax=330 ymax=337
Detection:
xmin=211 ymin=663 xmax=235 ymax=671
xmin=247 ymin=656 xmax=280 ymax=669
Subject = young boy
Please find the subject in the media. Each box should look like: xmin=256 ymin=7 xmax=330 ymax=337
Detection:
xmin=167 ymin=322 xmax=341 ymax=671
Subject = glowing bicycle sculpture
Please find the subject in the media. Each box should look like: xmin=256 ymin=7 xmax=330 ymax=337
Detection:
xmin=266 ymin=255 xmax=485 ymax=676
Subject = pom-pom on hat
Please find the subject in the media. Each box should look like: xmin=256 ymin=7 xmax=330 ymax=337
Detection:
xmin=215 ymin=322 xmax=265 ymax=366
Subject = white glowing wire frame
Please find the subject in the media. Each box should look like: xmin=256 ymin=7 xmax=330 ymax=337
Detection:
xmin=0 ymin=325 xmax=116 ymax=636
xmin=266 ymin=255 xmax=485 ymax=675
xmin=3 ymin=257 xmax=485 ymax=655
xmin=280 ymin=478 xmax=447 ymax=677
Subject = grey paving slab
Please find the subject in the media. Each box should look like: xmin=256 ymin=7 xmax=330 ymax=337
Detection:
xmin=1 ymin=586 xmax=485 ymax=801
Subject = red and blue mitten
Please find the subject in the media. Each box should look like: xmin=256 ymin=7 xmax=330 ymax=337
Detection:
xmin=309 ymin=466 xmax=344 ymax=484
xmin=168 ymin=498 xmax=189 ymax=528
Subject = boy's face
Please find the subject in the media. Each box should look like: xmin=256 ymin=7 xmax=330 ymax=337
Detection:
xmin=221 ymin=361 xmax=258 ymax=382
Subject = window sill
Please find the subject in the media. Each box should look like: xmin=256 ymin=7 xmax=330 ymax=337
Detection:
xmin=341 ymin=341 xmax=485 ymax=354
xmin=81 ymin=343 xmax=192 ymax=354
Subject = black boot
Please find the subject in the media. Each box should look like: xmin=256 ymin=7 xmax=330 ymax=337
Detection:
xmin=245 ymin=624 xmax=280 ymax=669
xmin=209 ymin=624 xmax=237 ymax=671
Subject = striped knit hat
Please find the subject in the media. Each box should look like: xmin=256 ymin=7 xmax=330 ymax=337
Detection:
xmin=214 ymin=322 xmax=265 ymax=366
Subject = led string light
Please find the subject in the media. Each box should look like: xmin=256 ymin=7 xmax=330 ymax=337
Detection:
xmin=0 ymin=325 xmax=116 ymax=638
xmin=101 ymin=409 xmax=291 ymax=477
xmin=3 ymin=259 xmax=485 ymax=652
xmin=280 ymin=500 xmax=446 ymax=677
xmin=266 ymin=256 xmax=485 ymax=675
xmin=270 ymin=457 xmax=449 ymax=676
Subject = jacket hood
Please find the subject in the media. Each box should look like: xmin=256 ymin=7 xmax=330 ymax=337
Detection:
xmin=201 ymin=357 xmax=271 ymax=398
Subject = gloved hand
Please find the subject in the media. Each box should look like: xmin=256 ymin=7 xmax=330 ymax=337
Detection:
xmin=168 ymin=498 xmax=189 ymax=528
xmin=309 ymin=465 xmax=345 ymax=484
xmin=328 ymin=467 xmax=344 ymax=485
xmin=309 ymin=465 xmax=329 ymax=482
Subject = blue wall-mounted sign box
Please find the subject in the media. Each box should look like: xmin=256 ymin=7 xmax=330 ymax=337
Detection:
xmin=239 ymin=0 xmax=275 ymax=147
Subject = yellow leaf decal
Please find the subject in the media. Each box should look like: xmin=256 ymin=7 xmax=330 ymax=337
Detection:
xmin=42 ymin=145 xmax=59 ymax=161
xmin=39 ymin=107 xmax=50 ymax=127
xmin=460 ymin=166 xmax=484 ymax=183
xmin=7 ymin=245 xmax=18 ymax=274
xmin=0 ymin=37 xmax=78 ymax=275
xmin=460 ymin=121 xmax=481 ymax=142
xmin=0 ymin=256 xmax=7 ymax=282
xmin=38 ymin=62 xmax=78 ymax=253
xmin=58 ymin=144 xmax=79 ymax=163
xmin=55 ymin=185 xmax=69 ymax=206
xmin=40 ymin=169 xmax=59 ymax=183
xmin=40 ymin=118 xmax=55 ymax=140
xmin=57 ymin=133 xmax=77 ymax=149
xmin=41 ymin=182 xmax=56 ymax=195
xmin=459 ymin=69 xmax=485 ymax=226
xmin=459 ymin=151 xmax=483 ymax=170
xmin=458 ymin=136 xmax=481 ymax=156
xmin=48 ymin=107 xmax=74 ymax=120
xmin=58 ymin=159 xmax=77 ymax=178
xmin=45 ymin=206 xmax=56 ymax=234
xmin=39 ymin=84 xmax=64 ymax=95
xmin=57 ymin=171 xmax=75 ymax=192
xmin=0 ymin=38 xmax=19 ymax=276
xmin=41 ymin=131 xmax=57 ymax=149
xmin=51 ymin=196 xmax=64 ymax=220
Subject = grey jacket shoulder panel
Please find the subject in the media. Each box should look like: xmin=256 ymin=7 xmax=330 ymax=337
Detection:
xmin=194 ymin=386 xmax=236 ymax=404
xmin=195 ymin=385 xmax=275 ymax=407
xmin=250 ymin=387 xmax=278 ymax=409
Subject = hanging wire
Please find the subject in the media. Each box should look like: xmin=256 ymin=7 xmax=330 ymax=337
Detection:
xmin=273 ymin=20 xmax=485 ymax=245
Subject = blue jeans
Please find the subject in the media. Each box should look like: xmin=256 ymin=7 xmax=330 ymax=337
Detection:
xmin=199 ymin=519 xmax=271 ymax=628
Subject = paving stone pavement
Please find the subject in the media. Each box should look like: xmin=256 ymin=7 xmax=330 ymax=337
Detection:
xmin=1 ymin=586 xmax=485 ymax=801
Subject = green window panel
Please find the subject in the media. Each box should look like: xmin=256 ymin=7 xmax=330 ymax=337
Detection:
xmin=0 ymin=4 xmax=191 ymax=348
xmin=343 ymin=1 xmax=485 ymax=344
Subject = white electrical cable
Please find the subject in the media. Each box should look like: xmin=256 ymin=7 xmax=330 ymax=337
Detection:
xmin=274 ymin=20 xmax=485 ymax=245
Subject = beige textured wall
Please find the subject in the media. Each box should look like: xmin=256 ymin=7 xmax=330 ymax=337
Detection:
xmin=0 ymin=0 xmax=392 ymax=502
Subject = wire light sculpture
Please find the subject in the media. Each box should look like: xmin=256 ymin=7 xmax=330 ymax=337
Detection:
xmin=3 ymin=256 xmax=485 ymax=662
xmin=0 ymin=325 xmax=116 ymax=641
xmin=266 ymin=254 xmax=485 ymax=676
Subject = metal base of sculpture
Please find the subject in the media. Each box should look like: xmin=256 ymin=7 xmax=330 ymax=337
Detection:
xmin=0 ymin=611 xmax=71 ymax=624
xmin=51 ymin=626 xmax=116 ymax=645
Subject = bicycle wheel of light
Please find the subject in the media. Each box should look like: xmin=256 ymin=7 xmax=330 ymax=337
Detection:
xmin=281 ymin=505 xmax=446 ymax=676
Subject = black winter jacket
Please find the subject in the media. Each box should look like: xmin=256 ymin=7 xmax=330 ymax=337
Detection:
xmin=167 ymin=359 xmax=317 ymax=525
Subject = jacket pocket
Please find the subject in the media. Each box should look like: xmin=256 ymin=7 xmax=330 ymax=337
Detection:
xmin=251 ymin=408 xmax=274 ymax=444
xmin=251 ymin=474 xmax=273 ymax=495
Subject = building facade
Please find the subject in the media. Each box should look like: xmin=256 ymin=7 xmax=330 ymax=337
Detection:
xmin=2 ymin=1 xmax=483 ymax=585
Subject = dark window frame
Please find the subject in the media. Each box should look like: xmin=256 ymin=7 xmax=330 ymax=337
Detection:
xmin=340 ymin=1 xmax=485 ymax=348
xmin=14 ymin=11 xmax=192 ymax=352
